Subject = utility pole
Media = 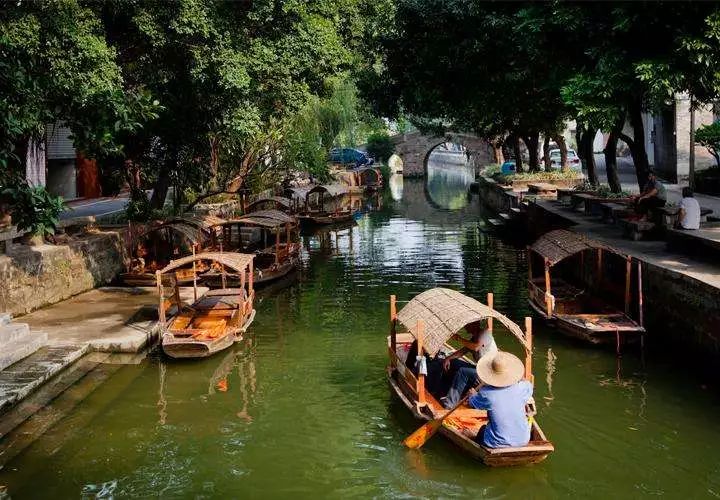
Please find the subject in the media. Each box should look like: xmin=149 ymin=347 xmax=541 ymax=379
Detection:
xmin=689 ymin=94 xmax=696 ymax=189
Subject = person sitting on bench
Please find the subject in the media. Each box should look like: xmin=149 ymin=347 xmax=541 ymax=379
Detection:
xmin=631 ymin=169 xmax=666 ymax=219
xmin=678 ymin=187 xmax=700 ymax=230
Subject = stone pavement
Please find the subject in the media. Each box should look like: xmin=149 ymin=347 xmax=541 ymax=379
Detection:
xmin=20 ymin=286 xmax=203 ymax=353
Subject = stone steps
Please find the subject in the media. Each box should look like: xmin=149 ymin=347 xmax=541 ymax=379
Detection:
xmin=0 ymin=329 xmax=48 ymax=371
xmin=0 ymin=343 xmax=89 ymax=414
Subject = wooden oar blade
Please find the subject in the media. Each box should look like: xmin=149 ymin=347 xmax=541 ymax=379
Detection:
xmin=402 ymin=418 xmax=443 ymax=449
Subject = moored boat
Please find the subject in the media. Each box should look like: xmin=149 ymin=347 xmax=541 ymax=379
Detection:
xmin=387 ymin=287 xmax=554 ymax=467
xmin=527 ymin=229 xmax=645 ymax=348
xmin=246 ymin=196 xmax=295 ymax=214
xmin=297 ymin=184 xmax=354 ymax=226
xmin=202 ymin=209 xmax=301 ymax=287
xmin=157 ymin=252 xmax=256 ymax=359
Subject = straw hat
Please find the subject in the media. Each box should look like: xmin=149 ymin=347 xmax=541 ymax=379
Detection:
xmin=475 ymin=351 xmax=524 ymax=388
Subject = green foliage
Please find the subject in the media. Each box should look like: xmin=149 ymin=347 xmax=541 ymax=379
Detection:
xmin=366 ymin=131 xmax=394 ymax=163
xmin=695 ymin=121 xmax=720 ymax=167
xmin=2 ymin=182 xmax=65 ymax=236
xmin=493 ymin=170 xmax=581 ymax=185
xmin=124 ymin=188 xmax=154 ymax=223
xmin=574 ymin=181 xmax=631 ymax=198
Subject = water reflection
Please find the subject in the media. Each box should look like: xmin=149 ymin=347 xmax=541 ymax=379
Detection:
xmin=425 ymin=150 xmax=474 ymax=209
xmin=389 ymin=174 xmax=403 ymax=200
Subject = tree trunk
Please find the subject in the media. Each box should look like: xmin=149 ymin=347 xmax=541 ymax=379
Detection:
xmin=604 ymin=130 xmax=622 ymax=193
xmin=627 ymin=100 xmax=650 ymax=189
xmin=582 ymin=127 xmax=599 ymax=186
xmin=525 ymin=132 xmax=540 ymax=172
xmin=554 ymin=134 xmax=569 ymax=172
xmin=542 ymin=134 xmax=551 ymax=170
xmin=512 ymin=134 xmax=524 ymax=173
xmin=492 ymin=142 xmax=504 ymax=164
xmin=150 ymin=146 xmax=177 ymax=209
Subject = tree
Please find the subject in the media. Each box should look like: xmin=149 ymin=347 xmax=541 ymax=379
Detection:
xmin=366 ymin=131 xmax=394 ymax=163
xmin=696 ymin=121 xmax=720 ymax=168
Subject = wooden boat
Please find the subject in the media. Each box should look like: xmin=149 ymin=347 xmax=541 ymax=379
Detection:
xmin=387 ymin=287 xmax=554 ymax=467
xmin=527 ymin=229 xmax=645 ymax=348
xmin=122 ymin=215 xmax=224 ymax=286
xmin=246 ymin=196 xmax=294 ymax=214
xmin=202 ymin=210 xmax=301 ymax=287
xmin=297 ymin=184 xmax=354 ymax=226
xmin=350 ymin=165 xmax=384 ymax=192
xmin=157 ymin=252 xmax=256 ymax=359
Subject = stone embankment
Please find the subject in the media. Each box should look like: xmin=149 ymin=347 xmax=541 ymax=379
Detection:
xmin=0 ymin=231 xmax=126 ymax=316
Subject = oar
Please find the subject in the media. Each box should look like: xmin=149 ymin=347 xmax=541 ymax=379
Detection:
xmin=403 ymin=390 xmax=477 ymax=449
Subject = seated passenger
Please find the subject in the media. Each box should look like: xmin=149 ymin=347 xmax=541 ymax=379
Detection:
xmin=678 ymin=187 xmax=700 ymax=230
xmin=468 ymin=351 xmax=533 ymax=448
xmin=439 ymin=321 xmax=497 ymax=408
xmin=631 ymin=169 xmax=666 ymax=220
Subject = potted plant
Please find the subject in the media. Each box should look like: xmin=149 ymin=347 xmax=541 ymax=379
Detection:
xmin=2 ymin=182 xmax=66 ymax=245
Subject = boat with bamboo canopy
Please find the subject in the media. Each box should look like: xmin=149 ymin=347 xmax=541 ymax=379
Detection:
xmin=350 ymin=165 xmax=384 ymax=192
xmin=387 ymin=287 xmax=554 ymax=467
xmin=246 ymin=196 xmax=295 ymax=214
xmin=122 ymin=215 xmax=224 ymax=286
xmin=202 ymin=210 xmax=300 ymax=287
xmin=157 ymin=252 xmax=256 ymax=359
xmin=297 ymin=184 xmax=354 ymax=226
xmin=527 ymin=229 xmax=645 ymax=349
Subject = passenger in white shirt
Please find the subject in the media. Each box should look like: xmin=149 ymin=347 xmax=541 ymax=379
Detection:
xmin=678 ymin=187 xmax=701 ymax=230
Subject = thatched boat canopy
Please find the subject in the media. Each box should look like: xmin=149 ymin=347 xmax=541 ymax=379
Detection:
xmin=530 ymin=229 xmax=613 ymax=266
xmin=246 ymin=196 xmax=292 ymax=212
xmin=214 ymin=209 xmax=296 ymax=229
xmin=137 ymin=220 xmax=216 ymax=245
xmin=396 ymin=288 xmax=529 ymax=356
xmin=159 ymin=252 xmax=254 ymax=275
xmin=307 ymin=184 xmax=349 ymax=198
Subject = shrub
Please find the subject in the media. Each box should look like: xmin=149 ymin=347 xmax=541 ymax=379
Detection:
xmin=695 ymin=121 xmax=720 ymax=167
xmin=2 ymin=182 xmax=66 ymax=236
xmin=366 ymin=131 xmax=394 ymax=163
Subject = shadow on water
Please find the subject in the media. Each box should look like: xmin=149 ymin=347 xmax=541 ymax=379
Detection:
xmin=4 ymin=154 xmax=720 ymax=498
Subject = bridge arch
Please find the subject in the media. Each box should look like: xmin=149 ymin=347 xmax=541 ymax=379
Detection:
xmin=391 ymin=131 xmax=493 ymax=177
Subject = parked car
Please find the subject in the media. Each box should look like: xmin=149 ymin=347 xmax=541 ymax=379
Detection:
xmin=546 ymin=148 xmax=581 ymax=171
xmin=500 ymin=159 xmax=516 ymax=175
xmin=329 ymin=148 xmax=374 ymax=168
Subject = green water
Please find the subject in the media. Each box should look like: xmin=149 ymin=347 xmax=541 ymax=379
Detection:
xmin=3 ymin=166 xmax=720 ymax=499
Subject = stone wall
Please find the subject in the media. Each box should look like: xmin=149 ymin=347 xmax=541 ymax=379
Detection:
xmin=0 ymin=232 xmax=126 ymax=316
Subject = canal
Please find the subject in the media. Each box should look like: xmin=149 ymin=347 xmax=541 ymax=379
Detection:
xmin=2 ymin=159 xmax=720 ymax=498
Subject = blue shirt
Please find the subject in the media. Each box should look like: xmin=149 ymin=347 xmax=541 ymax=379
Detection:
xmin=468 ymin=381 xmax=532 ymax=448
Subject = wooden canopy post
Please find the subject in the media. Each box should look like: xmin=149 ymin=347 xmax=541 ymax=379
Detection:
xmin=486 ymin=292 xmax=494 ymax=333
xmin=239 ymin=263 xmax=246 ymax=320
xmin=638 ymin=261 xmax=645 ymax=351
xmin=527 ymin=246 xmax=533 ymax=282
xmin=274 ymin=229 xmax=280 ymax=265
xmin=390 ymin=295 xmax=397 ymax=356
xmin=524 ymin=316 xmax=533 ymax=383
xmin=156 ymin=271 xmax=166 ymax=326
xmin=416 ymin=320 xmax=426 ymax=404
xmin=248 ymin=259 xmax=254 ymax=294
xmin=544 ymin=258 xmax=553 ymax=317
xmin=192 ymin=244 xmax=198 ymax=302
xmin=597 ymin=247 xmax=603 ymax=286
xmin=624 ymin=256 xmax=632 ymax=315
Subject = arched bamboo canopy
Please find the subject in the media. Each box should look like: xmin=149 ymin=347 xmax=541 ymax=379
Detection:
xmin=530 ymin=229 xmax=616 ymax=267
xmin=396 ymin=288 xmax=529 ymax=356
xmin=159 ymin=252 xmax=254 ymax=275
xmin=246 ymin=196 xmax=292 ymax=212
xmin=136 ymin=215 xmax=226 ymax=244
xmin=306 ymin=184 xmax=349 ymax=199
xmin=214 ymin=210 xmax=296 ymax=229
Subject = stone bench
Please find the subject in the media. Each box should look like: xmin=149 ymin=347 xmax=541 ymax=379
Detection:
xmin=556 ymin=188 xmax=585 ymax=205
xmin=653 ymin=205 xmax=714 ymax=228
xmin=527 ymin=182 xmax=558 ymax=198
xmin=619 ymin=218 xmax=657 ymax=241
xmin=600 ymin=202 xmax=632 ymax=224
xmin=666 ymin=222 xmax=720 ymax=261
xmin=57 ymin=216 xmax=97 ymax=235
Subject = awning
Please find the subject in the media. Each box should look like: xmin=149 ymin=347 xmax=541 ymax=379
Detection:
xmin=530 ymin=229 xmax=610 ymax=266
xmin=396 ymin=288 xmax=529 ymax=357
xmin=159 ymin=252 xmax=254 ymax=275
xmin=138 ymin=221 xmax=209 ymax=245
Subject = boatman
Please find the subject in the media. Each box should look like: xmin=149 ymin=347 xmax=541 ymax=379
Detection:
xmin=439 ymin=321 xmax=497 ymax=409
xmin=467 ymin=351 xmax=533 ymax=448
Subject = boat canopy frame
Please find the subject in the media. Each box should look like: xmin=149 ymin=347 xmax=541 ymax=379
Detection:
xmin=246 ymin=196 xmax=293 ymax=213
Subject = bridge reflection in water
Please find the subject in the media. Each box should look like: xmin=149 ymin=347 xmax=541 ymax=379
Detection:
xmin=425 ymin=148 xmax=474 ymax=210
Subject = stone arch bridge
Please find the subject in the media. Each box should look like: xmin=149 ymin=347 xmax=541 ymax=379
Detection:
xmin=391 ymin=131 xmax=493 ymax=177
